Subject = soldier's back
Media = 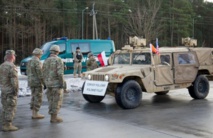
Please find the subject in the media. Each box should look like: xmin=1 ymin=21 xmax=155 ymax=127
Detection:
xmin=0 ymin=62 xmax=17 ymax=91
xmin=27 ymin=57 xmax=42 ymax=87
xmin=43 ymin=56 xmax=63 ymax=87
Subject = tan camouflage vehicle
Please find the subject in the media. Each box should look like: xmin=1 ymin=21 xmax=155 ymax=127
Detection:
xmin=82 ymin=37 xmax=213 ymax=109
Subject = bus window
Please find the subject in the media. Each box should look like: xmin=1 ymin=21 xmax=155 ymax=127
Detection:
xmin=41 ymin=42 xmax=54 ymax=55
xmin=71 ymin=43 xmax=90 ymax=53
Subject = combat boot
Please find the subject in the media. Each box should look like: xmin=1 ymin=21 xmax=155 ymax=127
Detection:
xmin=32 ymin=110 xmax=45 ymax=119
xmin=50 ymin=114 xmax=63 ymax=123
xmin=2 ymin=122 xmax=18 ymax=132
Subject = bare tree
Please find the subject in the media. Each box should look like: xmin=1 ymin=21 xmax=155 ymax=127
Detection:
xmin=124 ymin=0 xmax=162 ymax=44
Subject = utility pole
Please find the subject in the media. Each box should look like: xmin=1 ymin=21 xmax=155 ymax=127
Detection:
xmin=91 ymin=3 xmax=98 ymax=39
xmin=82 ymin=7 xmax=88 ymax=39
xmin=107 ymin=0 xmax=111 ymax=39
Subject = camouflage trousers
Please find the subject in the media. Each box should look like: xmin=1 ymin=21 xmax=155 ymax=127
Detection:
xmin=73 ymin=62 xmax=82 ymax=76
xmin=46 ymin=88 xmax=63 ymax=115
xmin=30 ymin=86 xmax=43 ymax=111
xmin=1 ymin=92 xmax=17 ymax=124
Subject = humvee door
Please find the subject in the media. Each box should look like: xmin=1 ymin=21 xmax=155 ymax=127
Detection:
xmin=173 ymin=52 xmax=199 ymax=83
xmin=154 ymin=53 xmax=173 ymax=85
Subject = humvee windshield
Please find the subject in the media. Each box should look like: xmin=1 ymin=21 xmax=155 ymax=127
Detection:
xmin=132 ymin=53 xmax=151 ymax=64
xmin=113 ymin=53 xmax=130 ymax=64
xmin=113 ymin=53 xmax=151 ymax=65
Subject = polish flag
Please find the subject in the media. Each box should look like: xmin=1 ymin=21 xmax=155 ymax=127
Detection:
xmin=97 ymin=51 xmax=108 ymax=66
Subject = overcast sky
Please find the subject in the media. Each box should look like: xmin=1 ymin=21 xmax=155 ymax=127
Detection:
xmin=205 ymin=0 xmax=213 ymax=2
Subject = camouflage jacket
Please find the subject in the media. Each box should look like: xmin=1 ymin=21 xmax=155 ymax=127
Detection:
xmin=86 ymin=57 xmax=98 ymax=71
xmin=43 ymin=54 xmax=64 ymax=88
xmin=73 ymin=52 xmax=83 ymax=63
xmin=27 ymin=56 xmax=44 ymax=87
xmin=0 ymin=61 xmax=19 ymax=94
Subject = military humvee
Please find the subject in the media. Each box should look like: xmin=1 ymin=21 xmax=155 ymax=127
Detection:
xmin=82 ymin=37 xmax=213 ymax=109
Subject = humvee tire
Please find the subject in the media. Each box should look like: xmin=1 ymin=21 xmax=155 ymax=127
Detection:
xmin=115 ymin=85 xmax=123 ymax=107
xmin=188 ymin=75 xmax=209 ymax=99
xmin=155 ymin=91 xmax=169 ymax=95
xmin=82 ymin=82 xmax=105 ymax=103
xmin=115 ymin=80 xmax=142 ymax=109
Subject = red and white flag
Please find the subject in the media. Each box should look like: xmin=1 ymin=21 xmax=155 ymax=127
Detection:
xmin=97 ymin=51 xmax=108 ymax=66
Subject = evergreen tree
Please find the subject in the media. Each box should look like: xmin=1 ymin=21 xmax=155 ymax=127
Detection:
xmin=160 ymin=0 xmax=194 ymax=46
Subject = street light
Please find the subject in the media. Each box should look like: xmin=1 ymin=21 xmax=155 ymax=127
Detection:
xmin=82 ymin=7 xmax=88 ymax=39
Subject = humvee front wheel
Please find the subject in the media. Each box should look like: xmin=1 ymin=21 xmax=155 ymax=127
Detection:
xmin=82 ymin=82 xmax=105 ymax=103
xmin=115 ymin=80 xmax=142 ymax=109
xmin=155 ymin=91 xmax=169 ymax=95
xmin=188 ymin=75 xmax=209 ymax=99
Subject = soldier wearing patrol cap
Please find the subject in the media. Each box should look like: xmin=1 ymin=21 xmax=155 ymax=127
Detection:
xmin=0 ymin=50 xmax=19 ymax=131
xmin=27 ymin=48 xmax=45 ymax=119
xmin=43 ymin=45 xmax=64 ymax=123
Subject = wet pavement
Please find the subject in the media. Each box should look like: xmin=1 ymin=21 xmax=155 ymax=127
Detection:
xmin=0 ymin=78 xmax=213 ymax=138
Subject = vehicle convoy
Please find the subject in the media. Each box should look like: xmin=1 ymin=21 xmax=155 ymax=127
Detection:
xmin=20 ymin=37 xmax=115 ymax=75
xmin=82 ymin=36 xmax=213 ymax=109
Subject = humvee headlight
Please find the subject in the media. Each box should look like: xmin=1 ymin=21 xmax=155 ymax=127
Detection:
xmin=88 ymin=74 xmax=92 ymax=80
xmin=105 ymin=75 xmax=109 ymax=81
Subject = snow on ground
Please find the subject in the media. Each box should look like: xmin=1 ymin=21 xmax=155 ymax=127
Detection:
xmin=16 ymin=78 xmax=84 ymax=97
xmin=17 ymin=66 xmax=22 ymax=76
xmin=0 ymin=67 xmax=85 ymax=97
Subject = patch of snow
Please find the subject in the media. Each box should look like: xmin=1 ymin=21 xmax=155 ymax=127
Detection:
xmin=66 ymin=78 xmax=85 ymax=89
xmin=0 ymin=80 xmax=31 ymax=97
xmin=17 ymin=66 xmax=21 ymax=76
xmin=18 ymin=80 xmax=31 ymax=97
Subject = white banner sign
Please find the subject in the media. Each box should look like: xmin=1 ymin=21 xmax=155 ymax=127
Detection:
xmin=83 ymin=80 xmax=108 ymax=96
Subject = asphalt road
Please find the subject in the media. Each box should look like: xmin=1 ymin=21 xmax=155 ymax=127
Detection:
xmin=0 ymin=77 xmax=213 ymax=138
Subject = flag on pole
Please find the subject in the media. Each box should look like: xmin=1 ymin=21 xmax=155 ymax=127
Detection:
xmin=156 ymin=38 xmax=159 ymax=55
xmin=97 ymin=51 xmax=108 ymax=66
xmin=149 ymin=43 xmax=157 ymax=53
xmin=149 ymin=43 xmax=155 ymax=66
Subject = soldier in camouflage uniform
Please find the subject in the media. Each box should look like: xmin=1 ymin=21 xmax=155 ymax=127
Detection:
xmin=0 ymin=50 xmax=19 ymax=131
xmin=27 ymin=48 xmax=45 ymax=119
xmin=86 ymin=53 xmax=98 ymax=71
xmin=73 ymin=47 xmax=83 ymax=78
xmin=43 ymin=45 xmax=64 ymax=123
